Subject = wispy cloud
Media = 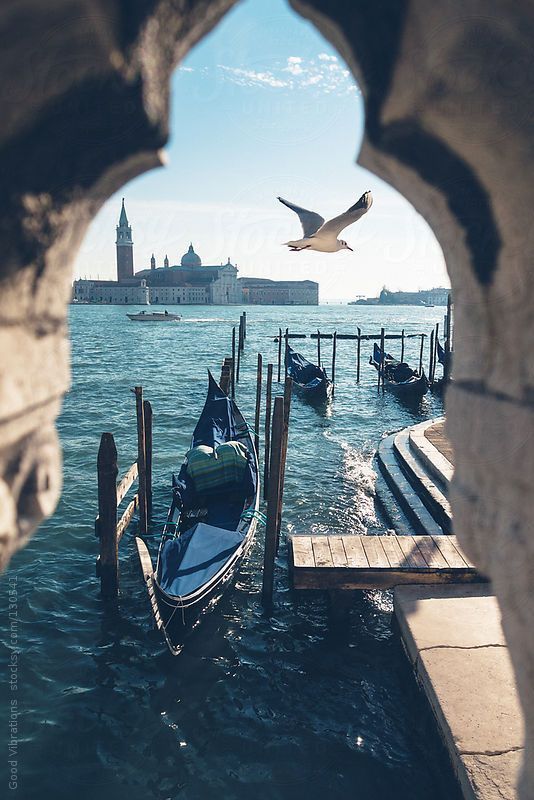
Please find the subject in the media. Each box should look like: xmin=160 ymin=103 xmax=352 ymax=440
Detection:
xmin=219 ymin=55 xmax=358 ymax=96
xmin=218 ymin=66 xmax=288 ymax=88
xmin=181 ymin=55 xmax=359 ymax=96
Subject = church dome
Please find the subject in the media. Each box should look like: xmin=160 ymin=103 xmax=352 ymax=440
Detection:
xmin=181 ymin=243 xmax=201 ymax=267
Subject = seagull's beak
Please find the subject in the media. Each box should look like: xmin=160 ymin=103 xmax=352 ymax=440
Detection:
xmin=346 ymin=245 xmax=353 ymax=251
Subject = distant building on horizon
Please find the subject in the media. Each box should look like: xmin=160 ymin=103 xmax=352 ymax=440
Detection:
xmin=239 ymin=277 xmax=318 ymax=305
xmin=134 ymin=244 xmax=241 ymax=304
xmin=351 ymin=286 xmax=450 ymax=306
xmin=72 ymin=200 xmax=320 ymax=306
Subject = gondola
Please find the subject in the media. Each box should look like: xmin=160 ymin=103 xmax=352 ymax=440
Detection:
xmin=143 ymin=372 xmax=260 ymax=655
xmin=285 ymin=345 xmax=333 ymax=402
xmin=369 ymin=343 xmax=428 ymax=399
xmin=430 ymin=338 xmax=450 ymax=394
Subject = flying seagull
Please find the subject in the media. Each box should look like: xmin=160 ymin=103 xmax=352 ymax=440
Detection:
xmin=278 ymin=190 xmax=373 ymax=252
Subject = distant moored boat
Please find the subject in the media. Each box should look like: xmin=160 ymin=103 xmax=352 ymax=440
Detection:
xmin=126 ymin=310 xmax=181 ymax=322
xmin=285 ymin=345 xmax=333 ymax=402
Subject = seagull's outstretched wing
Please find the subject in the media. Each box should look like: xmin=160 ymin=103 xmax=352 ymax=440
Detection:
xmin=278 ymin=197 xmax=325 ymax=238
xmin=318 ymin=191 xmax=373 ymax=237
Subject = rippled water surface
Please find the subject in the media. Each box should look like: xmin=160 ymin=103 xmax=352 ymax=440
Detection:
xmin=1 ymin=304 xmax=459 ymax=800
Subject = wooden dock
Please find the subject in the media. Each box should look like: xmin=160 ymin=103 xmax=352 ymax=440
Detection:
xmin=290 ymin=534 xmax=480 ymax=590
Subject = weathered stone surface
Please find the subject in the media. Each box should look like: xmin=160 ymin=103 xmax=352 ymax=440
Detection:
xmin=291 ymin=1 xmax=534 ymax=795
xmin=395 ymin=584 xmax=505 ymax=659
xmin=418 ymin=641 xmax=523 ymax=756
xmin=0 ymin=0 xmax=237 ymax=567
xmin=2 ymin=0 xmax=534 ymax=796
xmin=0 ymin=422 xmax=62 ymax=570
xmin=462 ymin=751 xmax=523 ymax=800
xmin=395 ymin=585 xmax=523 ymax=798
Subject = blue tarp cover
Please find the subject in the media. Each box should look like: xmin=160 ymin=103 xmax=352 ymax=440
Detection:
xmin=285 ymin=346 xmax=326 ymax=386
xmin=159 ymin=522 xmax=244 ymax=597
xmin=188 ymin=373 xmax=257 ymax=497
xmin=192 ymin=373 xmax=239 ymax=449
xmin=372 ymin=343 xmax=416 ymax=382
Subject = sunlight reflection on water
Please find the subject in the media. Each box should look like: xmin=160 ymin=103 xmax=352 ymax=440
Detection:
xmin=0 ymin=304 xmax=458 ymax=800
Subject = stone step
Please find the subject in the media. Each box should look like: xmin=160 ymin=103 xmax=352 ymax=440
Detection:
xmin=394 ymin=429 xmax=453 ymax=533
xmin=376 ymin=435 xmax=444 ymax=536
xmin=374 ymin=471 xmax=414 ymax=536
xmin=408 ymin=419 xmax=453 ymax=492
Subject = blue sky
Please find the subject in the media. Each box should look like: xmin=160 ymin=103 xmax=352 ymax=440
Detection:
xmin=74 ymin=0 xmax=448 ymax=300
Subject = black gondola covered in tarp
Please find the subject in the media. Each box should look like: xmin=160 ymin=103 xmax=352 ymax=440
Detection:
xmin=144 ymin=372 xmax=260 ymax=655
xmin=370 ymin=343 xmax=428 ymax=400
xmin=285 ymin=345 xmax=332 ymax=402
xmin=430 ymin=337 xmax=451 ymax=394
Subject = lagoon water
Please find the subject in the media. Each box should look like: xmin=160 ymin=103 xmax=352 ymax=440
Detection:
xmin=1 ymin=304 xmax=459 ymax=800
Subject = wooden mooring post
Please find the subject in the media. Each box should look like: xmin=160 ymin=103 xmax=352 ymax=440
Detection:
xmin=144 ymin=399 xmax=153 ymax=517
xmin=263 ymin=363 xmax=273 ymax=501
xmin=135 ymin=386 xmax=148 ymax=536
xmin=242 ymin=311 xmax=247 ymax=341
xmin=277 ymin=327 xmax=282 ymax=382
xmin=276 ymin=376 xmax=292 ymax=549
xmin=331 ymin=331 xmax=337 ymax=391
xmin=254 ymin=353 xmax=262 ymax=462
xmin=262 ymin=395 xmax=284 ymax=609
xmin=429 ymin=328 xmax=435 ymax=384
xmin=444 ymin=294 xmax=452 ymax=381
xmin=231 ymin=327 xmax=236 ymax=397
xmin=400 ymin=329 xmax=405 ymax=363
xmin=96 ymin=389 xmax=153 ymax=598
xmin=418 ymin=334 xmax=425 ymax=376
xmin=96 ymin=433 xmax=119 ymax=598
xmin=284 ymin=328 xmax=289 ymax=379
xmin=378 ymin=328 xmax=386 ymax=391
xmin=220 ymin=357 xmax=232 ymax=395
xmin=236 ymin=328 xmax=242 ymax=383
xmin=433 ymin=322 xmax=440 ymax=383
xmin=317 ymin=328 xmax=321 ymax=367
xmin=356 ymin=327 xmax=361 ymax=382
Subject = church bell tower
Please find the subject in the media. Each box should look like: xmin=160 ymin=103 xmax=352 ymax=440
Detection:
xmin=116 ymin=198 xmax=134 ymax=282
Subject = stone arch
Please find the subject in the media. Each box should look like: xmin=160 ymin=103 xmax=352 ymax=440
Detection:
xmin=1 ymin=1 xmax=533 ymax=795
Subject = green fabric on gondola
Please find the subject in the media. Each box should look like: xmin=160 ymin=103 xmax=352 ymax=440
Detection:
xmin=186 ymin=441 xmax=249 ymax=494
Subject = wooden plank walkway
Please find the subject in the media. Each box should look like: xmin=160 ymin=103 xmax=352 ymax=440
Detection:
xmin=290 ymin=534 xmax=480 ymax=590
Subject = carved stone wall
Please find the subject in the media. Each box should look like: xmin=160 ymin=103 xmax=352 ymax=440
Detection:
xmin=290 ymin=1 xmax=534 ymax=795
xmin=0 ymin=0 xmax=237 ymax=568
xmin=1 ymin=0 xmax=533 ymax=795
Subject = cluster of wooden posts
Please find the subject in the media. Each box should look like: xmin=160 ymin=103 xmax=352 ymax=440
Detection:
xmin=219 ymin=312 xmax=247 ymax=397
xmin=95 ymin=387 xmax=153 ymax=598
xmin=223 ymin=319 xmax=292 ymax=608
xmin=274 ymin=296 xmax=453 ymax=392
xmin=95 ymin=303 xmax=453 ymax=603
xmin=95 ymin=311 xmax=291 ymax=607
xmin=260 ymin=370 xmax=292 ymax=609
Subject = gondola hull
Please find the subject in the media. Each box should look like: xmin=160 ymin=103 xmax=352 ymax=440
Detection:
xmin=153 ymin=528 xmax=256 ymax=654
xmin=383 ymin=372 xmax=428 ymax=399
xmin=370 ymin=343 xmax=428 ymax=400
xmin=149 ymin=374 xmax=260 ymax=656
xmin=285 ymin=345 xmax=332 ymax=403
xmin=292 ymin=376 xmax=333 ymax=402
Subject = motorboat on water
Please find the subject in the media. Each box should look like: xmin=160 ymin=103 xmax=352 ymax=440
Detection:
xmin=127 ymin=310 xmax=181 ymax=322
